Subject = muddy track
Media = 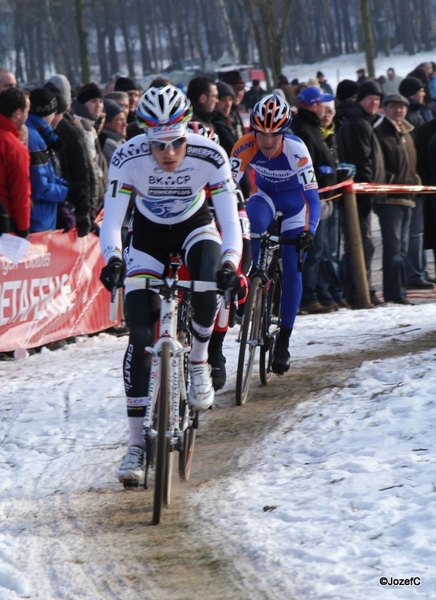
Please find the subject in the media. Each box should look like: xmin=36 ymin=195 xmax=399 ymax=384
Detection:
xmin=24 ymin=331 xmax=436 ymax=599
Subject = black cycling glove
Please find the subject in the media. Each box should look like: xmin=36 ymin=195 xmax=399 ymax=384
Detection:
xmin=100 ymin=258 xmax=125 ymax=291
xmin=216 ymin=263 xmax=241 ymax=294
xmin=295 ymin=231 xmax=315 ymax=252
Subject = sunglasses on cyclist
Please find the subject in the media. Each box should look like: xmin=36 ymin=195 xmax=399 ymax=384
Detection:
xmin=149 ymin=137 xmax=187 ymax=151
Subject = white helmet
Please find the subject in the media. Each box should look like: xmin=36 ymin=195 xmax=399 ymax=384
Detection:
xmin=136 ymin=84 xmax=193 ymax=128
xmin=186 ymin=120 xmax=220 ymax=144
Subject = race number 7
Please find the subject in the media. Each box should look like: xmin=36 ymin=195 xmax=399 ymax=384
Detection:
xmin=109 ymin=179 xmax=119 ymax=197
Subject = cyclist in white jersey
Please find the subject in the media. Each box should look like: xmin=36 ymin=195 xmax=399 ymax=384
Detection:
xmin=99 ymin=85 xmax=242 ymax=484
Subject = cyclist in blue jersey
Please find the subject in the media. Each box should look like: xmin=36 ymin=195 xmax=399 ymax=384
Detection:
xmin=230 ymin=94 xmax=322 ymax=374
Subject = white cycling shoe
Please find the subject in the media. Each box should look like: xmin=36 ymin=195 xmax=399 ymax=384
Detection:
xmin=188 ymin=361 xmax=215 ymax=410
xmin=117 ymin=445 xmax=145 ymax=484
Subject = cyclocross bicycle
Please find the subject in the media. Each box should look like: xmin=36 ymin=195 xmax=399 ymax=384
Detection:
xmin=235 ymin=219 xmax=302 ymax=406
xmin=124 ymin=258 xmax=216 ymax=524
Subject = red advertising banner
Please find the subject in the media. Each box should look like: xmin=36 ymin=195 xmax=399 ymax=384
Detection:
xmin=0 ymin=230 xmax=117 ymax=352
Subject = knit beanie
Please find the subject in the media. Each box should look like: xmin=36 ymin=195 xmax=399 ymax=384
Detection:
xmin=356 ymin=80 xmax=383 ymax=102
xmin=47 ymin=74 xmax=71 ymax=105
xmin=29 ymin=88 xmax=58 ymax=116
xmin=336 ymin=79 xmax=359 ymax=102
xmin=76 ymin=82 xmax=103 ymax=104
xmin=114 ymin=77 xmax=139 ymax=92
xmin=216 ymin=81 xmax=235 ymax=99
xmin=104 ymin=99 xmax=125 ymax=123
xmin=43 ymin=82 xmax=68 ymax=114
xmin=398 ymin=76 xmax=425 ymax=99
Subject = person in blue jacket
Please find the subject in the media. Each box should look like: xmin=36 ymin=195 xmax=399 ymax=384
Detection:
xmin=26 ymin=88 xmax=68 ymax=233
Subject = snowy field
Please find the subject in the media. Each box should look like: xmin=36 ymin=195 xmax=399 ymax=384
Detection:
xmin=1 ymin=300 xmax=436 ymax=598
xmin=282 ymin=49 xmax=436 ymax=93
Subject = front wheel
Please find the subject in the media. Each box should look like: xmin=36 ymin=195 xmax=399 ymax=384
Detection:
xmin=235 ymin=277 xmax=263 ymax=406
xmin=260 ymin=268 xmax=282 ymax=385
xmin=152 ymin=342 xmax=171 ymax=525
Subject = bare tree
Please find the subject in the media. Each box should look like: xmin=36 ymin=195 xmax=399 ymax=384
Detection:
xmin=359 ymin=0 xmax=375 ymax=77
xmin=74 ymin=0 xmax=90 ymax=83
xmin=239 ymin=0 xmax=294 ymax=89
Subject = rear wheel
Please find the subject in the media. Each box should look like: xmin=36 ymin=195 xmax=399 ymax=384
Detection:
xmin=260 ymin=266 xmax=282 ymax=385
xmin=152 ymin=342 xmax=171 ymax=525
xmin=235 ymin=277 xmax=263 ymax=406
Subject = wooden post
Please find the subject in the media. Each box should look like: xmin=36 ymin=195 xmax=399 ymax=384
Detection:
xmin=342 ymin=184 xmax=372 ymax=308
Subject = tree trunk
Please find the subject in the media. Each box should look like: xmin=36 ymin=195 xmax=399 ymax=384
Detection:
xmin=137 ymin=0 xmax=152 ymax=74
xmin=217 ymin=0 xmax=239 ymax=62
xmin=117 ymin=0 xmax=136 ymax=77
xmin=74 ymin=0 xmax=91 ymax=83
xmin=359 ymin=0 xmax=375 ymax=78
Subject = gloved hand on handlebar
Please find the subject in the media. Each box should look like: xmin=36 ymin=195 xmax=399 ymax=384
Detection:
xmin=216 ymin=262 xmax=241 ymax=295
xmin=295 ymin=231 xmax=315 ymax=252
xmin=100 ymin=258 xmax=126 ymax=291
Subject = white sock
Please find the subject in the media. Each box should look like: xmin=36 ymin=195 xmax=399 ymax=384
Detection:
xmin=189 ymin=338 xmax=209 ymax=363
xmin=128 ymin=417 xmax=145 ymax=449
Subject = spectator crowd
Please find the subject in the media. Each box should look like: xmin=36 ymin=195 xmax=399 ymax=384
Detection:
xmin=1 ymin=59 xmax=436 ymax=336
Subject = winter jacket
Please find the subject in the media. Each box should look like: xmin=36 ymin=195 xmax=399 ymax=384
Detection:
xmin=55 ymin=112 xmax=93 ymax=224
xmin=99 ymin=127 xmax=126 ymax=165
xmin=192 ymin=103 xmax=217 ymax=133
xmin=291 ymin=108 xmax=337 ymax=193
xmin=211 ymin=110 xmax=238 ymax=156
xmin=404 ymin=99 xmax=432 ymax=133
xmin=26 ymin=114 xmax=68 ymax=232
xmin=0 ymin=113 xmax=31 ymax=236
xmin=337 ymin=102 xmax=385 ymax=207
xmin=374 ymin=115 xmax=418 ymax=206
xmin=72 ymin=99 xmax=108 ymax=218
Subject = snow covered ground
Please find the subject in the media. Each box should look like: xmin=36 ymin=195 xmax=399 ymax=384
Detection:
xmin=1 ymin=300 xmax=436 ymax=598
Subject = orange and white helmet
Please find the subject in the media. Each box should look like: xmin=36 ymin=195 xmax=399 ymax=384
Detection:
xmin=250 ymin=94 xmax=292 ymax=133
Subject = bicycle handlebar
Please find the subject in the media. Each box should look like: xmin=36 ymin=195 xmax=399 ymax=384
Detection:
xmin=249 ymin=233 xmax=304 ymax=272
xmin=124 ymin=276 xmax=218 ymax=293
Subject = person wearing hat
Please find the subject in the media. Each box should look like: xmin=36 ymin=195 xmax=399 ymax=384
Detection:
xmin=219 ymin=70 xmax=247 ymax=140
xmin=99 ymin=99 xmax=127 ymax=163
xmin=337 ymin=79 xmax=386 ymax=307
xmin=334 ymin=79 xmax=359 ymax=130
xmin=73 ymin=82 xmax=108 ymax=226
xmin=399 ymin=76 xmax=431 ymax=130
xmin=292 ymin=87 xmax=344 ymax=313
xmin=316 ymin=71 xmax=333 ymax=95
xmin=26 ymin=88 xmax=68 ymax=233
xmin=211 ymin=81 xmax=237 ymax=156
xmin=373 ymin=94 xmax=423 ymax=303
xmin=114 ymin=77 xmax=140 ymax=123
xmin=43 ymin=78 xmax=95 ymax=237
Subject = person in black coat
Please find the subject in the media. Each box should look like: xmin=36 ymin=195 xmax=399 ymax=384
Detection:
xmin=337 ymin=80 xmax=386 ymax=306
xmin=292 ymin=86 xmax=342 ymax=313
xmin=43 ymin=79 xmax=94 ymax=237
